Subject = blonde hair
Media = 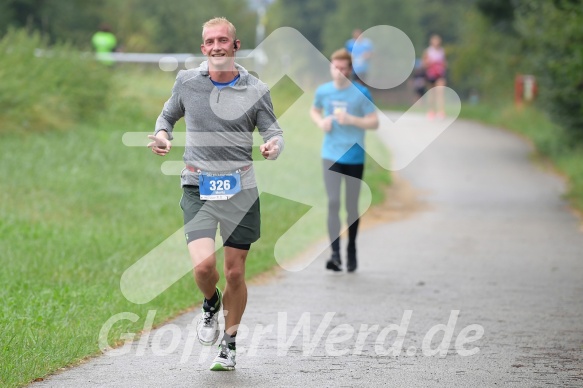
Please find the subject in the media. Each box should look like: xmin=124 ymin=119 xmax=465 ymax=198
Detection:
xmin=202 ymin=17 xmax=237 ymax=40
xmin=330 ymin=48 xmax=352 ymax=68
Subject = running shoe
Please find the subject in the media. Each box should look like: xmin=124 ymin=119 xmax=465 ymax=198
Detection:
xmin=347 ymin=250 xmax=357 ymax=273
xmin=210 ymin=341 xmax=236 ymax=371
xmin=196 ymin=288 xmax=222 ymax=346
xmin=326 ymin=251 xmax=342 ymax=272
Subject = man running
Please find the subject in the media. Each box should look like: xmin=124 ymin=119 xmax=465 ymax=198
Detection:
xmin=310 ymin=48 xmax=378 ymax=273
xmin=148 ymin=17 xmax=284 ymax=371
xmin=345 ymin=29 xmax=374 ymax=85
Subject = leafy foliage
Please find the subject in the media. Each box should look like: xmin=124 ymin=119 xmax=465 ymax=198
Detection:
xmin=267 ymin=0 xmax=423 ymax=56
xmin=448 ymin=9 xmax=525 ymax=99
xmin=266 ymin=0 xmax=338 ymax=51
xmin=0 ymin=0 xmax=257 ymax=52
xmin=320 ymin=0 xmax=423 ymax=56
xmin=449 ymin=0 xmax=583 ymax=145
xmin=415 ymin=0 xmax=467 ymax=44
xmin=475 ymin=0 xmax=517 ymax=33
xmin=516 ymin=0 xmax=583 ymax=143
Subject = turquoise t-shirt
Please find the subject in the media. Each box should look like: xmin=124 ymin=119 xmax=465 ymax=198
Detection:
xmin=313 ymin=81 xmax=376 ymax=164
xmin=346 ymin=38 xmax=373 ymax=74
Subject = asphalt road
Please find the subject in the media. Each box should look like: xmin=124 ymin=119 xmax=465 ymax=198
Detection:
xmin=34 ymin=114 xmax=583 ymax=387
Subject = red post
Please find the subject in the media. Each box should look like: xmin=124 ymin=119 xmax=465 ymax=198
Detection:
xmin=515 ymin=74 xmax=537 ymax=108
xmin=515 ymin=74 xmax=524 ymax=108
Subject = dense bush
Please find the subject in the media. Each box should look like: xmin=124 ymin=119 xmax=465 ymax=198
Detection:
xmin=450 ymin=0 xmax=583 ymax=145
xmin=448 ymin=9 xmax=525 ymax=100
xmin=516 ymin=0 xmax=583 ymax=144
xmin=0 ymin=28 xmax=112 ymax=133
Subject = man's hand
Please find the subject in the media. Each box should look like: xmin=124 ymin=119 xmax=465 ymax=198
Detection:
xmin=319 ymin=116 xmax=333 ymax=132
xmin=310 ymin=107 xmax=333 ymax=132
xmin=334 ymin=111 xmax=353 ymax=126
xmin=147 ymin=134 xmax=171 ymax=156
xmin=260 ymin=138 xmax=280 ymax=160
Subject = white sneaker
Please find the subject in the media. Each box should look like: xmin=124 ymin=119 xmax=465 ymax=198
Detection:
xmin=210 ymin=342 xmax=236 ymax=371
xmin=196 ymin=288 xmax=222 ymax=346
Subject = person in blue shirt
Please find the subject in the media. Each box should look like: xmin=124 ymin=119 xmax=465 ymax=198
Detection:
xmin=345 ymin=29 xmax=374 ymax=85
xmin=310 ymin=48 xmax=379 ymax=272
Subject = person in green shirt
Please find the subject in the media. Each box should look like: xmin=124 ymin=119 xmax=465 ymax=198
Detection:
xmin=91 ymin=24 xmax=117 ymax=66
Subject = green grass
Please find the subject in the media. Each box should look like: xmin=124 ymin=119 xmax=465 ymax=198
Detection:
xmin=460 ymin=102 xmax=583 ymax=211
xmin=0 ymin=29 xmax=112 ymax=134
xmin=0 ymin=68 xmax=391 ymax=387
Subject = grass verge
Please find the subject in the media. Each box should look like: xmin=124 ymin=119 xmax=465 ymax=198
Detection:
xmin=0 ymin=29 xmax=112 ymax=134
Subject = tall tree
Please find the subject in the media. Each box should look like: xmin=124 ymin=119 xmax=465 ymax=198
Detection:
xmin=320 ymin=0 xmax=423 ymax=56
xmin=0 ymin=0 xmax=44 ymax=34
xmin=447 ymin=8 xmax=524 ymax=99
xmin=0 ymin=0 xmax=257 ymax=52
xmin=516 ymin=0 xmax=583 ymax=143
xmin=134 ymin=0 xmax=256 ymax=52
xmin=416 ymin=0 xmax=468 ymax=45
xmin=475 ymin=0 xmax=516 ymax=33
xmin=266 ymin=0 xmax=337 ymax=51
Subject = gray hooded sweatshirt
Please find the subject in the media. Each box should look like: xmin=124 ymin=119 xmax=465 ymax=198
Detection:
xmin=155 ymin=61 xmax=284 ymax=189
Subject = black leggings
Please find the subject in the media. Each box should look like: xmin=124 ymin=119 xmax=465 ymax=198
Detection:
xmin=322 ymin=159 xmax=364 ymax=254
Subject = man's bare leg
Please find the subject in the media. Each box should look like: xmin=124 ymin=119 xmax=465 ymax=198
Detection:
xmin=188 ymin=237 xmax=219 ymax=299
xmin=222 ymin=246 xmax=248 ymax=335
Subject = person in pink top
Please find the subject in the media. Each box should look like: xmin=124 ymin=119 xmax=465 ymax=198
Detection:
xmin=422 ymin=34 xmax=447 ymax=119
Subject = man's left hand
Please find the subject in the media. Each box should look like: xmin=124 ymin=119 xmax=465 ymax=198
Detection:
xmin=260 ymin=138 xmax=280 ymax=160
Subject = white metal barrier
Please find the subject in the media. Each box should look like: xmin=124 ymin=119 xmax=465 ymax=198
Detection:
xmin=101 ymin=50 xmax=255 ymax=64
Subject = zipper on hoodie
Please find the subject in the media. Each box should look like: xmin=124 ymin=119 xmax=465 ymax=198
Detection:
xmin=213 ymin=73 xmax=241 ymax=103
xmin=217 ymin=86 xmax=235 ymax=103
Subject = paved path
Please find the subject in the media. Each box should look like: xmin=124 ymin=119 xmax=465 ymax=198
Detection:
xmin=36 ymin=115 xmax=583 ymax=387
